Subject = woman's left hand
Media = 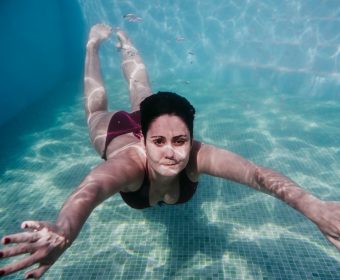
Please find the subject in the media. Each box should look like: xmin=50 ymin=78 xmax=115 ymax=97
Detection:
xmin=313 ymin=201 xmax=340 ymax=249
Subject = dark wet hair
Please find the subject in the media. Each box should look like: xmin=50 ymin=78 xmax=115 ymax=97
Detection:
xmin=140 ymin=91 xmax=196 ymax=139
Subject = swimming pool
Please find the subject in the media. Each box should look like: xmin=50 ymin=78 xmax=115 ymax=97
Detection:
xmin=1 ymin=0 xmax=340 ymax=279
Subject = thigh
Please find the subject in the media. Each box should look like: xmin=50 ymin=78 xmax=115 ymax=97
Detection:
xmin=88 ymin=111 xmax=115 ymax=156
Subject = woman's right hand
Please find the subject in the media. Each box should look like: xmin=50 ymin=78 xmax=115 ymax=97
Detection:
xmin=0 ymin=221 xmax=70 ymax=279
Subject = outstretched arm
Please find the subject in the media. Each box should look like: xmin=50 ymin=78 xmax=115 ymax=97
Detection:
xmin=0 ymin=157 xmax=141 ymax=278
xmin=196 ymin=142 xmax=340 ymax=249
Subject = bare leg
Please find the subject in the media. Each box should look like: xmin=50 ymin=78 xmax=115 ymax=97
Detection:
xmin=116 ymin=30 xmax=152 ymax=112
xmin=84 ymin=24 xmax=114 ymax=156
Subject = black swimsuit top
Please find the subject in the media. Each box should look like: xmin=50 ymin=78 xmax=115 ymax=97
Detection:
xmin=102 ymin=111 xmax=198 ymax=208
xmin=120 ymin=168 xmax=198 ymax=209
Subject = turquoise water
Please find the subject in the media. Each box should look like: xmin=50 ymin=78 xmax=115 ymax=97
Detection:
xmin=0 ymin=0 xmax=85 ymax=126
xmin=1 ymin=0 xmax=340 ymax=279
xmin=1 ymin=81 xmax=340 ymax=279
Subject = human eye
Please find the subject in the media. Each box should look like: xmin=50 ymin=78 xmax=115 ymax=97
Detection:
xmin=173 ymin=136 xmax=188 ymax=146
xmin=152 ymin=137 xmax=165 ymax=146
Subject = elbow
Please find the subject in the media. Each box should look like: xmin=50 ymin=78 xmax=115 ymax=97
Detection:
xmin=254 ymin=166 xmax=265 ymax=186
xmin=252 ymin=165 xmax=271 ymax=193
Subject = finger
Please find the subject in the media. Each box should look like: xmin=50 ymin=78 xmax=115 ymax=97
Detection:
xmin=0 ymin=254 xmax=39 ymax=277
xmin=1 ymin=232 xmax=40 ymax=245
xmin=21 ymin=221 xmax=43 ymax=231
xmin=0 ymin=243 xmax=39 ymax=259
xmin=326 ymin=235 xmax=340 ymax=249
xmin=25 ymin=264 xmax=51 ymax=279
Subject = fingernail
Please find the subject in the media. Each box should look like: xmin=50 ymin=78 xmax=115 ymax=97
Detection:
xmin=3 ymin=238 xmax=10 ymax=245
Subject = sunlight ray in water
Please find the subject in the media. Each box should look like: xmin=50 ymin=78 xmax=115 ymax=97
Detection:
xmin=1 ymin=0 xmax=340 ymax=278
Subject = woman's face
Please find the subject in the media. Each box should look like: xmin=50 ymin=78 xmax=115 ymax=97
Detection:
xmin=144 ymin=114 xmax=192 ymax=177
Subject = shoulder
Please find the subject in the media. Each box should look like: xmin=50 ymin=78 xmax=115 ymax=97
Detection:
xmin=192 ymin=140 xmax=238 ymax=162
xmin=187 ymin=141 xmax=213 ymax=171
xmin=185 ymin=140 xmax=203 ymax=181
xmin=103 ymin=143 xmax=147 ymax=192
xmin=190 ymin=140 xmax=255 ymax=173
xmin=187 ymin=140 xmax=229 ymax=180
xmin=188 ymin=140 xmax=215 ymax=163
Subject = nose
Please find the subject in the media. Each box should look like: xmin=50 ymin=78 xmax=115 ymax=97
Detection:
xmin=164 ymin=145 xmax=175 ymax=159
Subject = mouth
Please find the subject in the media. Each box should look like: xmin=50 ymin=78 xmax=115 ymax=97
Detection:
xmin=163 ymin=162 xmax=178 ymax=166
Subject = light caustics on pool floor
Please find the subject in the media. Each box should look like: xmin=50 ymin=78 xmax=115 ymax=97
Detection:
xmin=1 ymin=0 xmax=340 ymax=278
xmin=0 ymin=81 xmax=340 ymax=279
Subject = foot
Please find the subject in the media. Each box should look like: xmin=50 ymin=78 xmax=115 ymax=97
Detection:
xmin=87 ymin=24 xmax=112 ymax=48
xmin=116 ymin=30 xmax=137 ymax=57
xmin=116 ymin=30 xmax=134 ymax=49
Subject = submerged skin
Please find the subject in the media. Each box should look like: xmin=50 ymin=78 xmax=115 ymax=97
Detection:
xmin=1 ymin=24 xmax=340 ymax=279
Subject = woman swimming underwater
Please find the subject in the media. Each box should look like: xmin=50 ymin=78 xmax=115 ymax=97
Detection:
xmin=0 ymin=24 xmax=339 ymax=279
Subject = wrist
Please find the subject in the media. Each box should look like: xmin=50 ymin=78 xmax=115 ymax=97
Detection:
xmin=55 ymin=220 xmax=73 ymax=247
xmin=295 ymin=194 xmax=322 ymax=221
xmin=60 ymin=229 xmax=71 ymax=249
